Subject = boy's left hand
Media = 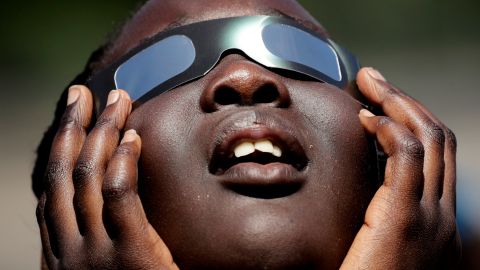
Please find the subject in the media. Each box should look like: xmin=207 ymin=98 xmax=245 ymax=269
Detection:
xmin=341 ymin=68 xmax=461 ymax=269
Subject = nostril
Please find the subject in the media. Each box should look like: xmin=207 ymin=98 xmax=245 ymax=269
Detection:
xmin=214 ymin=86 xmax=241 ymax=106
xmin=252 ymin=83 xmax=280 ymax=104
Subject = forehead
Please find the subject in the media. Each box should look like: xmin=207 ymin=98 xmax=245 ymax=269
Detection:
xmin=100 ymin=0 xmax=327 ymax=68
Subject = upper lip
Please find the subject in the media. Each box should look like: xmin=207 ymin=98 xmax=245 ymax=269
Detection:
xmin=208 ymin=110 xmax=309 ymax=177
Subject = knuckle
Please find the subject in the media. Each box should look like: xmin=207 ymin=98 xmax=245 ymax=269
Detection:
xmin=45 ymin=160 xmax=71 ymax=191
xmin=382 ymin=86 xmax=403 ymax=103
xmin=95 ymin=115 xmax=119 ymax=131
xmin=59 ymin=114 xmax=83 ymax=134
xmin=422 ymin=121 xmax=446 ymax=146
xmin=115 ymin=144 xmax=136 ymax=157
xmin=35 ymin=202 xmax=45 ymax=223
xmin=377 ymin=116 xmax=393 ymax=128
xmin=103 ymin=177 xmax=131 ymax=201
xmin=445 ymin=128 xmax=457 ymax=149
xmin=398 ymin=137 xmax=425 ymax=160
xmin=72 ymin=160 xmax=99 ymax=186
xmin=384 ymin=86 xmax=398 ymax=97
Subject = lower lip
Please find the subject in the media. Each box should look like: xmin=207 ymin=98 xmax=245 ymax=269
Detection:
xmin=219 ymin=162 xmax=305 ymax=186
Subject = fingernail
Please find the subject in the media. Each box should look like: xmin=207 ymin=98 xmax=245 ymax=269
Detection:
xmin=359 ymin=109 xmax=375 ymax=117
xmin=367 ymin=68 xmax=386 ymax=81
xmin=121 ymin=129 xmax=137 ymax=144
xmin=67 ymin=85 xmax=81 ymax=105
xmin=107 ymin=90 xmax=120 ymax=106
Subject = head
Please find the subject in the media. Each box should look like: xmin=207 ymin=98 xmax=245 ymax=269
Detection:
xmin=34 ymin=0 xmax=379 ymax=269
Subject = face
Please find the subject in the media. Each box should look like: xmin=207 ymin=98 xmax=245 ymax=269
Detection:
xmin=102 ymin=0 xmax=379 ymax=269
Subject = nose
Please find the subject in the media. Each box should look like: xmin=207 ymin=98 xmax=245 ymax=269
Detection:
xmin=200 ymin=56 xmax=291 ymax=112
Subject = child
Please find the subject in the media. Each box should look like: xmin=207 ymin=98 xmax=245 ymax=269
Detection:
xmin=33 ymin=0 xmax=460 ymax=269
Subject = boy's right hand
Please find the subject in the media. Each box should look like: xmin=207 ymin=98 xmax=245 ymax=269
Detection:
xmin=36 ymin=86 xmax=178 ymax=270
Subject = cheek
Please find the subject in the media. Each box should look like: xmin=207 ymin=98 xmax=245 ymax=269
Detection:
xmin=126 ymin=80 xmax=204 ymax=158
xmin=124 ymin=82 xmax=205 ymax=199
xmin=289 ymin=81 xmax=379 ymax=243
xmin=289 ymin=82 xmax=374 ymax=179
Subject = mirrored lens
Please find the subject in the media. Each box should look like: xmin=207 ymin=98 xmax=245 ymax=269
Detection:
xmin=262 ymin=24 xmax=341 ymax=82
xmin=114 ymin=35 xmax=196 ymax=101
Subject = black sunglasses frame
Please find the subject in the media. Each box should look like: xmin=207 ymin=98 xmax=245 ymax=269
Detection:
xmin=87 ymin=16 xmax=363 ymax=112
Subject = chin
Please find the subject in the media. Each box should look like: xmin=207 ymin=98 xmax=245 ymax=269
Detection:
xmin=152 ymin=193 xmax=354 ymax=270
xmin=173 ymin=229 xmax=323 ymax=270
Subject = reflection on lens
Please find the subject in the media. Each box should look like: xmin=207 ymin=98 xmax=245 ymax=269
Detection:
xmin=262 ymin=24 xmax=341 ymax=81
xmin=114 ymin=35 xmax=196 ymax=101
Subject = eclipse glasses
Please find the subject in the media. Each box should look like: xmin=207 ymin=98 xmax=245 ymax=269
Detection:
xmin=87 ymin=15 xmax=362 ymax=112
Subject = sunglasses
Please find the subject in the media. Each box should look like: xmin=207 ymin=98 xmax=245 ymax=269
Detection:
xmin=87 ymin=15 xmax=363 ymax=112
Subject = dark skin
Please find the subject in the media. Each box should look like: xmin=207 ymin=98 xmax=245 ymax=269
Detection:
xmin=36 ymin=0 xmax=460 ymax=269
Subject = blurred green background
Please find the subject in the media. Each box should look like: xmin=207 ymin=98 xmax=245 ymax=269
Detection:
xmin=1 ymin=0 xmax=479 ymax=268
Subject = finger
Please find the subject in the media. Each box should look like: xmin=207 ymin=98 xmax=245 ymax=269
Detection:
xmin=357 ymin=68 xmax=445 ymax=202
xmin=102 ymin=130 xmax=146 ymax=240
xmin=36 ymin=194 xmax=59 ymax=269
xmin=441 ymin=127 xmax=457 ymax=212
xmin=359 ymin=109 xmax=424 ymax=200
xmin=409 ymin=99 xmax=457 ymax=211
xmin=73 ymin=89 xmax=132 ymax=239
xmin=102 ymin=130 xmax=175 ymax=265
xmin=44 ymin=85 xmax=92 ymax=256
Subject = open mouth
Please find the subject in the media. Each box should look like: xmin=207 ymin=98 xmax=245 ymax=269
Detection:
xmin=209 ymin=125 xmax=309 ymax=198
xmin=210 ymin=137 xmax=308 ymax=175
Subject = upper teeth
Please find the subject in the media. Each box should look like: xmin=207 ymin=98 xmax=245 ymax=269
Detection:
xmin=233 ymin=139 xmax=282 ymax=158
